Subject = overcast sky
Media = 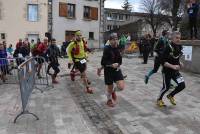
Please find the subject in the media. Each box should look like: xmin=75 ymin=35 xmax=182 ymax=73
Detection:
xmin=104 ymin=0 xmax=142 ymax=12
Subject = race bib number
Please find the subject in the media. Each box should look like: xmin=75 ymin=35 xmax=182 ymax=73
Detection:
xmin=189 ymin=9 xmax=193 ymax=14
xmin=80 ymin=59 xmax=86 ymax=64
xmin=176 ymin=76 xmax=184 ymax=84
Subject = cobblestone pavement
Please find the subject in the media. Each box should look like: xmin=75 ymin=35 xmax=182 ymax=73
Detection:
xmin=0 ymin=51 xmax=200 ymax=134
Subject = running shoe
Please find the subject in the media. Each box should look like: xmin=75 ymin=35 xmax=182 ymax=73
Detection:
xmin=167 ymin=95 xmax=176 ymax=105
xmin=144 ymin=75 xmax=149 ymax=84
xmin=106 ymin=99 xmax=115 ymax=107
xmin=85 ymin=87 xmax=94 ymax=94
xmin=157 ymin=100 xmax=166 ymax=107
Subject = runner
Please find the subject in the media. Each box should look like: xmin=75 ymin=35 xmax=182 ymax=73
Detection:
xmin=157 ymin=31 xmax=186 ymax=107
xmin=36 ymin=38 xmax=48 ymax=78
xmin=144 ymin=30 xmax=169 ymax=84
xmin=46 ymin=39 xmax=60 ymax=84
xmin=67 ymin=30 xmax=94 ymax=94
xmin=100 ymin=33 xmax=125 ymax=107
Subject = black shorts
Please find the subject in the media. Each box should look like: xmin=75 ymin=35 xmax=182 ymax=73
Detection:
xmin=35 ymin=57 xmax=45 ymax=64
xmin=104 ymin=68 xmax=124 ymax=85
xmin=0 ymin=65 xmax=9 ymax=74
xmin=74 ymin=61 xmax=86 ymax=73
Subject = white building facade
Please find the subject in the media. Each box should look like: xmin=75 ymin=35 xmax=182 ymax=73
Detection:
xmin=52 ymin=0 xmax=102 ymax=48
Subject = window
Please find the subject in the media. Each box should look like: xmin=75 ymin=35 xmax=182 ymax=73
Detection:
xmin=113 ymin=25 xmax=118 ymax=29
xmin=112 ymin=14 xmax=117 ymax=20
xmin=0 ymin=33 xmax=5 ymax=40
xmin=107 ymin=25 xmax=112 ymax=31
xmin=59 ymin=3 xmax=76 ymax=18
xmin=107 ymin=13 xmax=111 ymax=17
xmin=27 ymin=4 xmax=38 ymax=21
xmin=119 ymin=14 xmax=123 ymax=20
xmin=28 ymin=34 xmax=39 ymax=43
xmin=59 ymin=3 xmax=67 ymax=17
xmin=67 ymin=4 xmax=75 ymax=18
xmin=84 ymin=6 xmax=90 ymax=19
xmin=126 ymin=14 xmax=130 ymax=20
xmin=89 ymin=32 xmax=94 ymax=40
xmin=83 ymin=6 xmax=98 ymax=20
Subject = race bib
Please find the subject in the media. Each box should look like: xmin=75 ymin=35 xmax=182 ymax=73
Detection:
xmin=18 ymin=54 xmax=23 ymax=58
xmin=80 ymin=59 xmax=86 ymax=64
xmin=189 ymin=9 xmax=193 ymax=14
xmin=176 ymin=76 xmax=184 ymax=84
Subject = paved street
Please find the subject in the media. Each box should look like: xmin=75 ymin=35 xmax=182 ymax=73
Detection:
xmin=0 ymin=51 xmax=200 ymax=134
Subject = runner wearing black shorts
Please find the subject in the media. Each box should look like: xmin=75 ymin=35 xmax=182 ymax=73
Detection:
xmin=101 ymin=33 xmax=125 ymax=107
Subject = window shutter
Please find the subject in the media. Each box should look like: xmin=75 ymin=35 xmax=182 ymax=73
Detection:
xmin=91 ymin=7 xmax=98 ymax=20
xmin=59 ymin=2 xmax=67 ymax=17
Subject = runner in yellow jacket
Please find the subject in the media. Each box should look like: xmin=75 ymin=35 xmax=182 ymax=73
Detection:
xmin=67 ymin=30 xmax=93 ymax=94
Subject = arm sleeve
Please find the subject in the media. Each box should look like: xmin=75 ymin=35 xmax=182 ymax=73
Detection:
xmin=101 ymin=47 xmax=112 ymax=67
xmin=67 ymin=42 xmax=74 ymax=62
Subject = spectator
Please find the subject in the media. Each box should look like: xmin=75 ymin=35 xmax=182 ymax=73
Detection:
xmin=187 ymin=0 xmax=199 ymax=39
xmin=0 ymin=43 xmax=8 ymax=82
xmin=16 ymin=39 xmax=23 ymax=49
xmin=141 ymin=34 xmax=151 ymax=64
xmin=7 ymin=44 xmax=14 ymax=55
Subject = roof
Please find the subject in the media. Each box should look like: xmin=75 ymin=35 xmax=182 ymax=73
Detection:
xmin=104 ymin=8 xmax=149 ymax=17
xmin=105 ymin=8 xmax=171 ymax=18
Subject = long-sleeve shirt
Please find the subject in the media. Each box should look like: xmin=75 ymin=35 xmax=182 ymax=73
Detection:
xmin=46 ymin=45 xmax=60 ymax=64
xmin=162 ymin=42 xmax=183 ymax=73
xmin=101 ymin=45 xmax=122 ymax=70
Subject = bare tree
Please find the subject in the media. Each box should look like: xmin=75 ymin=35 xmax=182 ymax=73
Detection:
xmin=158 ymin=0 xmax=186 ymax=31
xmin=141 ymin=0 xmax=167 ymax=37
xmin=122 ymin=0 xmax=132 ymax=11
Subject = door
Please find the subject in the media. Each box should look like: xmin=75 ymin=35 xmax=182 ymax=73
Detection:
xmin=28 ymin=34 xmax=39 ymax=44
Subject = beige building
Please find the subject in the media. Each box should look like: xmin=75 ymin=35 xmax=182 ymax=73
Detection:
xmin=104 ymin=8 xmax=171 ymax=37
xmin=52 ymin=0 xmax=104 ymax=48
xmin=0 ymin=0 xmax=48 ymax=46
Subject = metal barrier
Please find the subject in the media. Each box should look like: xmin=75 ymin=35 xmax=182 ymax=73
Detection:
xmin=33 ymin=56 xmax=52 ymax=91
xmin=14 ymin=57 xmax=39 ymax=123
xmin=0 ymin=56 xmax=51 ymax=91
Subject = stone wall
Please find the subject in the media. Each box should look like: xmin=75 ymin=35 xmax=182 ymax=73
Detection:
xmin=181 ymin=40 xmax=200 ymax=74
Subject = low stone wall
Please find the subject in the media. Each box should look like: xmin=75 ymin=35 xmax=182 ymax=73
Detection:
xmin=180 ymin=40 xmax=200 ymax=74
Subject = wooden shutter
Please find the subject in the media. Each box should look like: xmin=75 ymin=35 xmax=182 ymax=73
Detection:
xmin=59 ymin=2 xmax=67 ymax=17
xmin=91 ymin=7 xmax=98 ymax=20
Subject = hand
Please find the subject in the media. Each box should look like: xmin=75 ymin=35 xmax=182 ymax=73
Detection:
xmin=112 ymin=63 xmax=119 ymax=69
xmin=173 ymin=65 xmax=180 ymax=70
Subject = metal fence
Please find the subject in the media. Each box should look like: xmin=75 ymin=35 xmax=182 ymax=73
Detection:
xmin=0 ymin=56 xmax=53 ymax=123
xmin=0 ymin=56 xmax=51 ymax=90
xmin=14 ymin=57 xmax=39 ymax=123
